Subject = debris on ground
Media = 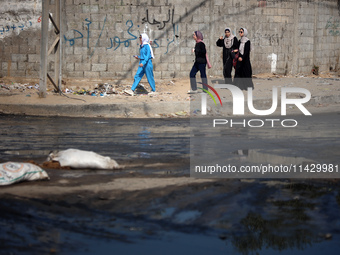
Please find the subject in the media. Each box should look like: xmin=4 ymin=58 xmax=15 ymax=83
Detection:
xmin=46 ymin=148 xmax=121 ymax=170
xmin=134 ymin=84 xmax=149 ymax=94
xmin=0 ymin=162 xmax=50 ymax=186
xmin=0 ymin=82 xmax=40 ymax=94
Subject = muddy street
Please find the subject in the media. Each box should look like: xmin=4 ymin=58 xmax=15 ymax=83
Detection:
xmin=0 ymin=114 xmax=340 ymax=254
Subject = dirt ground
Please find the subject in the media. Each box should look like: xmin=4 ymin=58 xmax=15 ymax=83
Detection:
xmin=1 ymin=72 xmax=339 ymax=107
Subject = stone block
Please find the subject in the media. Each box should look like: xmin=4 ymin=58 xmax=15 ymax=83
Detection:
xmin=74 ymin=0 xmax=90 ymax=4
xmin=84 ymin=71 xmax=100 ymax=78
xmin=273 ymin=16 xmax=282 ymax=23
xmin=65 ymin=54 xmax=83 ymax=63
xmin=28 ymin=54 xmax=40 ymax=63
xmin=25 ymin=69 xmax=39 ymax=78
xmin=20 ymin=45 xmax=36 ymax=54
xmin=66 ymin=63 xmax=75 ymax=72
xmin=92 ymin=63 xmax=107 ymax=72
xmin=161 ymin=71 xmax=176 ymax=78
xmin=8 ymin=45 xmax=20 ymax=54
xmin=11 ymin=54 xmax=28 ymax=62
xmin=90 ymin=0 xmax=105 ymax=5
xmin=82 ymin=5 xmax=91 ymax=13
xmin=168 ymin=63 xmax=180 ymax=71
xmin=64 ymin=47 xmax=74 ymax=55
xmin=67 ymin=71 xmax=84 ymax=78
xmin=74 ymin=47 xmax=89 ymax=55
xmin=116 ymin=71 xmax=132 ymax=78
xmin=99 ymin=71 xmax=116 ymax=78
xmin=75 ymin=63 xmax=91 ymax=71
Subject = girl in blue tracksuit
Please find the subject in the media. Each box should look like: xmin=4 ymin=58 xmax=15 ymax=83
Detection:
xmin=131 ymin=33 xmax=156 ymax=92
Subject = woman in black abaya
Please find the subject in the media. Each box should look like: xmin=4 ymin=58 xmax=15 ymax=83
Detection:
xmin=233 ymin=28 xmax=254 ymax=90
xmin=216 ymin=28 xmax=239 ymax=84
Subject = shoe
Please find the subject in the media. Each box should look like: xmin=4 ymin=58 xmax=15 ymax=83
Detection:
xmin=148 ymin=91 xmax=158 ymax=96
xmin=124 ymin=89 xmax=134 ymax=96
xmin=187 ymin=90 xmax=198 ymax=94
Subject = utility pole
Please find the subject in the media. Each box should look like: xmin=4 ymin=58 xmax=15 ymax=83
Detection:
xmin=39 ymin=0 xmax=63 ymax=98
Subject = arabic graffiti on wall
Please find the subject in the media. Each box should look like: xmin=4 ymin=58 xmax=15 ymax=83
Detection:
xmin=63 ymin=8 xmax=180 ymax=56
xmin=0 ymin=16 xmax=41 ymax=39
xmin=141 ymin=8 xmax=179 ymax=54
xmin=0 ymin=21 xmax=32 ymax=35
xmin=64 ymin=16 xmax=108 ymax=57
xmin=325 ymin=17 xmax=340 ymax=36
xmin=107 ymin=20 xmax=138 ymax=51
xmin=64 ymin=18 xmax=138 ymax=56
xmin=142 ymin=9 xmax=174 ymax=30
xmin=253 ymin=28 xmax=281 ymax=46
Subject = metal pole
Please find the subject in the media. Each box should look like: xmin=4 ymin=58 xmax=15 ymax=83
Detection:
xmin=55 ymin=0 xmax=60 ymax=93
xmin=39 ymin=0 xmax=49 ymax=98
xmin=58 ymin=0 xmax=63 ymax=93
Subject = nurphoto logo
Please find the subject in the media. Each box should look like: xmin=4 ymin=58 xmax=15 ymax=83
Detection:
xmin=198 ymin=84 xmax=312 ymax=128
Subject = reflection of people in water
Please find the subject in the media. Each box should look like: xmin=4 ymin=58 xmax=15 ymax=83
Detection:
xmin=138 ymin=127 xmax=151 ymax=156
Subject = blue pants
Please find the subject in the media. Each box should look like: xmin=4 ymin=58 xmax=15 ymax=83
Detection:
xmin=132 ymin=61 xmax=156 ymax=92
xmin=190 ymin=63 xmax=208 ymax=91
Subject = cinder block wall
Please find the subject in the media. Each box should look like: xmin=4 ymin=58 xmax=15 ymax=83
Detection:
xmin=1 ymin=0 xmax=339 ymax=80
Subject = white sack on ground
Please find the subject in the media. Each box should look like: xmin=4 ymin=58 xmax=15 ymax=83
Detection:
xmin=0 ymin=162 xmax=50 ymax=186
xmin=48 ymin=148 xmax=120 ymax=169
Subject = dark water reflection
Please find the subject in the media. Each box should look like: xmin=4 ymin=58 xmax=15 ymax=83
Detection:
xmin=190 ymin=112 xmax=340 ymax=178
xmin=0 ymin=115 xmax=189 ymax=169
xmin=0 ymin=114 xmax=339 ymax=254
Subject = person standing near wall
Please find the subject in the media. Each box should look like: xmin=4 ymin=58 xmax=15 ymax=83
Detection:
xmin=125 ymin=33 xmax=155 ymax=96
xmin=188 ymin=31 xmax=212 ymax=94
xmin=216 ymin=28 xmax=239 ymax=84
xmin=233 ymin=28 xmax=254 ymax=90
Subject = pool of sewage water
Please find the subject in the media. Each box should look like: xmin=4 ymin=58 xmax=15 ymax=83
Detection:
xmin=0 ymin=114 xmax=339 ymax=254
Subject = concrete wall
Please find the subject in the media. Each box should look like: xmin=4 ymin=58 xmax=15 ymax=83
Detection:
xmin=0 ymin=0 xmax=340 ymax=80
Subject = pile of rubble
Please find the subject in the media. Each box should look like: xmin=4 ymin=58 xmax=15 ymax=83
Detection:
xmin=61 ymin=83 xmax=151 ymax=97
xmin=0 ymin=82 xmax=39 ymax=94
xmin=62 ymin=83 xmax=116 ymax=96
xmin=0 ymin=81 xmax=151 ymax=97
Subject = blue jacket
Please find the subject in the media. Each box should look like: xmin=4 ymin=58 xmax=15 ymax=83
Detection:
xmin=138 ymin=44 xmax=153 ymax=66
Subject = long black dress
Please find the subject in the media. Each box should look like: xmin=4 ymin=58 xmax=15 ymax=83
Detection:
xmin=216 ymin=37 xmax=239 ymax=84
xmin=233 ymin=40 xmax=254 ymax=90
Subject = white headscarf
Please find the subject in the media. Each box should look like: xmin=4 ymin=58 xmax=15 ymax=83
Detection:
xmin=224 ymin=27 xmax=235 ymax=49
xmin=239 ymin=28 xmax=251 ymax=55
xmin=141 ymin=33 xmax=154 ymax=59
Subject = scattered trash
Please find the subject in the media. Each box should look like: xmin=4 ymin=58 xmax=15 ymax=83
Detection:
xmin=175 ymin=111 xmax=187 ymax=116
xmin=64 ymin=88 xmax=73 ymax=94
xmin=0 ymin=162 xmax=50 ymax=186
xmin=74 ymin=88 xmax=89 ymax=95
xmin=96 ymin=83 xmax=116 ymax=95
xmin=325 ymin=233 xmax=333 ymax=240
xmin=135 ymin=84 xmax=149 ymax=95
xmin=123 ymin=89 xmax=134 ymax=96
xmin=47 ymin=148 xmax=121 ymax=170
